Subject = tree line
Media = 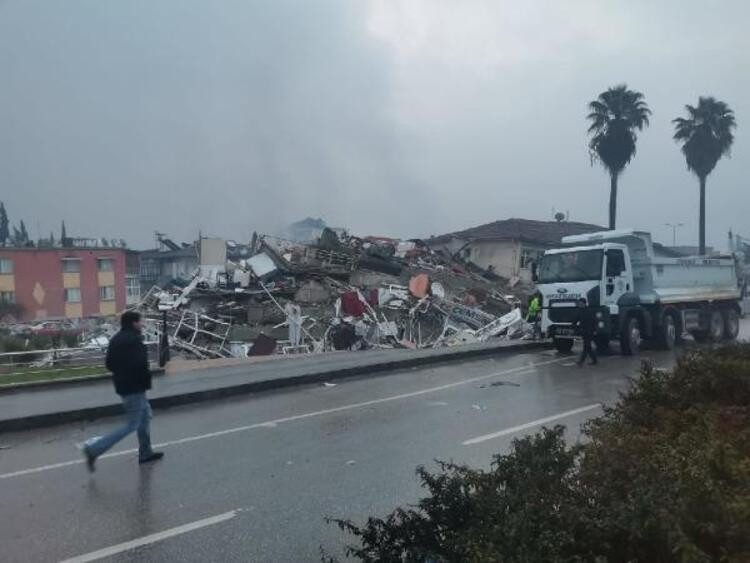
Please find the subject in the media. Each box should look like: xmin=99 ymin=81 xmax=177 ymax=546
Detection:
xmin=588 ymin=85 xmax=736 ymax=254
xmin=0 ymin=204 xmax=126 ymax=249
xmin=0 ymin=203 xmax=68 ymax=248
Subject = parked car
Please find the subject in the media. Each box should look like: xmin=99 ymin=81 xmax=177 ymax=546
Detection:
xmin=29 ymin=321 xmax=84 ymax=338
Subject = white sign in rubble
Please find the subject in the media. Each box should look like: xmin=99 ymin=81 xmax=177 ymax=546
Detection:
xmin=474 ymin=308 xmax=523 ymax=341
xmin=247 ymin=252 xmax=278 ymax=278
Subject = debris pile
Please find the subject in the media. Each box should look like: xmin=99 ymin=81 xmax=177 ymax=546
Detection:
xmin=132 ymin=229 xmax=535 ymax=360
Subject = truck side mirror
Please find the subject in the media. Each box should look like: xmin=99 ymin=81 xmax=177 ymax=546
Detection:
xmin=531 ymin=261 xmax=538 ymax=282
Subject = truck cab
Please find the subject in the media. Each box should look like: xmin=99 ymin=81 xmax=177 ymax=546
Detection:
xmin=537 ymin=243 xmax=634 ymax=353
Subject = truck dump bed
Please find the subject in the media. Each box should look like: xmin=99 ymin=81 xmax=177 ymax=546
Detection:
xmin=562 ymin=230 xmax=740 ymax=305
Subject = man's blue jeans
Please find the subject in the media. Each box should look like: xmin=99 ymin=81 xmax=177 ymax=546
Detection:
xmin=86 ymin=392 xmax=153 ymax=460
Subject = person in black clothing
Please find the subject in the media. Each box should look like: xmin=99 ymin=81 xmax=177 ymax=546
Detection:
xmin=83 ymin=311 xmax=163 ymax=472
xmin=573 ymin=297 xmax=598 ymax=366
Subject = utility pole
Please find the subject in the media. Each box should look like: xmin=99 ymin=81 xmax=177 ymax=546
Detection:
xmin=665 ymin=222 xmax=684 ymax=247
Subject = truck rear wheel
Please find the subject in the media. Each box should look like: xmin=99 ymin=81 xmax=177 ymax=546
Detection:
xmin=620 ymin=316 xmax=641 ymax=355
xmin=553 ymin=338 xmax=574 ymax=353
xmin=657 ymin=314 xmax=677 ymax=350
xmin=723 ymin=309 xmax=740 ymax=341
xmin=708 ymin=310 xmax=725 ymax=341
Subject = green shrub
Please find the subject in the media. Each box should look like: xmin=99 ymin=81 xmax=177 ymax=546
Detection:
xmin=0 ymin=336 xmax=32 ymax=365
xmin=62 ymin=332 xmax=80 ymax=348
xmin=0 ymin=335 xmax=26 ymax=354
xmin=28 ymin=334 xmax=53 ymax=350
xmin=331 ymin=345 xmax=750 ymax=562
xmin=0 ymin=334 xmax=60 ymax=364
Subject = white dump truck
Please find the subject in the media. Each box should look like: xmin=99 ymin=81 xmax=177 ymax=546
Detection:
xmin=533 ymin=229 xmax=742 ymax=354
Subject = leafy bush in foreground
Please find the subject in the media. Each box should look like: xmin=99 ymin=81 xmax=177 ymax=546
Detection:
xmin=331 ymin=345 xmax=750 ymax=562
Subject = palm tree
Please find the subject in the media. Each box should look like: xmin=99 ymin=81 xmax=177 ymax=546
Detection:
xmin=587 ymin=85 xmax=651 ymax=229
xmin=673 ymin=97 xmax=736 ymax=255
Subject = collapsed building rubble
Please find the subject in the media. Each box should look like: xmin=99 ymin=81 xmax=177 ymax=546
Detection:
xmin=131 ymin=229 xmax=536 ymax=361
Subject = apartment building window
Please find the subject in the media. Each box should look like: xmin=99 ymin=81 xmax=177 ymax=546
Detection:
xmin=64 ymin=288 xmax=81 ymax=303
xmin=97 ymin=258 xmax=114 ymax=271
xmin=62 ymin=258 xmax=81 ymax=273
xmin=126 ymin=277 xmax=140 ymax=301
xmin=0 ymin=258 xmax=12 ymax=274
xmin=0 ymin=291 xmax=15 ymax=303
xmin=99 ymin=286 xmax=115 ymax=301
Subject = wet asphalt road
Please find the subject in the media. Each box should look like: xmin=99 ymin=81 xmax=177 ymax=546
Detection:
xmin=0 ymin=345 xmax=682 ymax=562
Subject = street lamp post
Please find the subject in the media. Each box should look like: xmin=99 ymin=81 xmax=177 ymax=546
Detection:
xmin=665 ymin=223 xmax=684 ymax=247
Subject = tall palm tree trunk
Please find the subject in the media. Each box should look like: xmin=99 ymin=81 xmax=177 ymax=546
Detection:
xmin=608 ymin=173 xmax=618 ymax=230
xmin=699 ymin=175 xmax=706 ymax=255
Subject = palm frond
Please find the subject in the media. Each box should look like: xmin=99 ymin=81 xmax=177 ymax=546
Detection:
xmin=673 ymin=96 xmax=737 ymax=177
xmin=587 ymin=101 xmax=609 ymax=115
xmin=586 ymin=84 xmax=650 ymax=143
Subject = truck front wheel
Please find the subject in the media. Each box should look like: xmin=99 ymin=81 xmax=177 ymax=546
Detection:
xmin=620 ymin=316 xmax=641 ymax=355
xmin=553 ymin=338 xmax=574 ymax=353
xmin=723 ymin=309 xmax=740 ymax=341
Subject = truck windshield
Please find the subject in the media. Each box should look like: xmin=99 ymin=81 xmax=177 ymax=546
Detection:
xmin=538 ymin=250 xmax=603 ymax=283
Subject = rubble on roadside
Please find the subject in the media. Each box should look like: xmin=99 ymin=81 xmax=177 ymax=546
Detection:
xmin=130 ymin=228 xmax=537 ymax=360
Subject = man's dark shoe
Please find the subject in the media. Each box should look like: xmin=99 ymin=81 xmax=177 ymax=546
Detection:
xmin=139 ymin=452 xmax=164 ymax=464
xmin=589 ymin=360 xmax=598 ymax=365
xmin=83 ymin=447 xmax=96 ymax=473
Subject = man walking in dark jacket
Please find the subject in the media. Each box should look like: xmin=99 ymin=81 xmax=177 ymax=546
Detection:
xmin=83 ymin=311 xmax=163 ymax=471
xmin=574 ymin=298 xmax=598 ymax=366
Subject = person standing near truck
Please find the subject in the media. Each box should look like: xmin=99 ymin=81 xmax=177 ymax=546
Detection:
xmin=526 ymin=292 xmax=542 ymax=339
xmin=82 ymin=311 xmax=163 ymax=472
xmin=573 ymin=298 xmax=597 ymax=365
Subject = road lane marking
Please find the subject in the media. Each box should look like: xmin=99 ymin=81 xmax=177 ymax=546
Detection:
xmin=58 ymin=509 xmax=240 ymax=562
xmin=462 ymin=403 xmax=601 ymax=445
xmin=1 ymin=357 xmax=566 ymax=480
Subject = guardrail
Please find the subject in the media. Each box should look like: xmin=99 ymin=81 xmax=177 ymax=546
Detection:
xmin=0 ymin=342 xmax=158 ymax=380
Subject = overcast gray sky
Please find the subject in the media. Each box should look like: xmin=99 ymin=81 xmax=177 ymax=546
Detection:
xmin=1 ymin=0 xmax=747 ymax=249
